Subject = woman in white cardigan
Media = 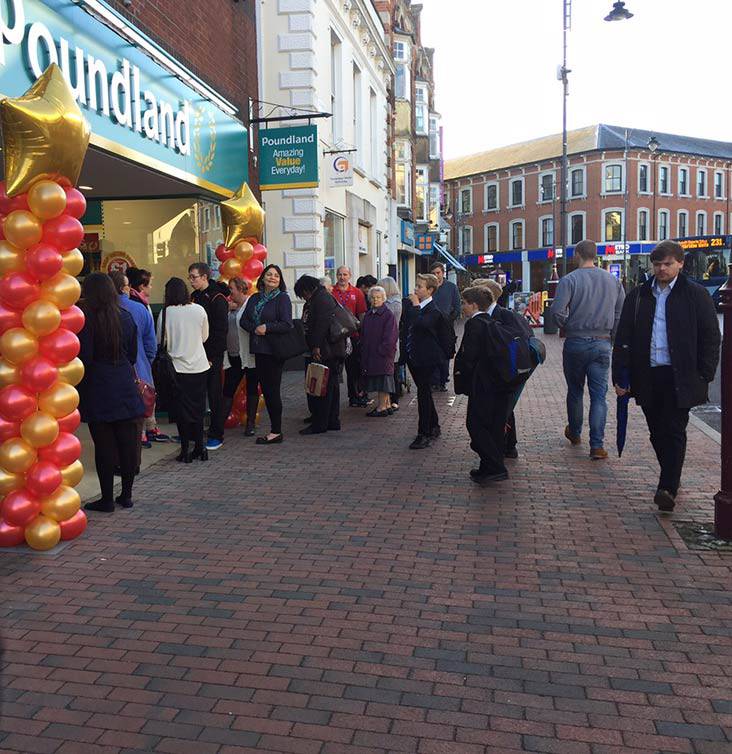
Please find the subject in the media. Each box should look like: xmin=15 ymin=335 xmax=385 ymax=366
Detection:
xmin=223 ymin=277 xmax=259 ymax=436
xmin=158 ymin=277 xmax=209 ymax=462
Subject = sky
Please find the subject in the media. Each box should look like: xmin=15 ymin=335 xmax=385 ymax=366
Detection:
xmin=418 ymin=0 xmax=732 ymax=160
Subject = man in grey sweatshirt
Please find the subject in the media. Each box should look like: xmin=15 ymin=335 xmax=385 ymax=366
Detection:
xmin=550 ymin=240 xmax=625 ymax=459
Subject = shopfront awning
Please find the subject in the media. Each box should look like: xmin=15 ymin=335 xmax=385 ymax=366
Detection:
xmin=433 ymin=242 xmax=467 ymax=271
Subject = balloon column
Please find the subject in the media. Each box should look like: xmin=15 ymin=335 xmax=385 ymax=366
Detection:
xmin=0 ymin=64 xmax=90 ymax=551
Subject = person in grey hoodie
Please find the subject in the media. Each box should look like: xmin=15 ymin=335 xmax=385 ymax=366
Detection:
xmin=550 ymin=239 xmax=625 ymax=459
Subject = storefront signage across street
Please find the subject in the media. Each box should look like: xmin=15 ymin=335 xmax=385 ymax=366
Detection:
xmin=0 ymin=0 xmax=249 ymax=195
xmin=258 ymin=125 xmax=319 ymax=190
xmin=327 ymin=152 xmax=354 ymax=188
xmin=400 ymin=219 xmax=415 ymax=248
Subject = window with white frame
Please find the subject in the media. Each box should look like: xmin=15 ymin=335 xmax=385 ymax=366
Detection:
xmin=696 ymin=210 xmax=706 ymax=235
xmin=415 ymin=84 xmax=428 ymax=135
xmin=352 ymin=63 xmax=362 ymax=164
xmin=678 ymin=167 xmax=689 ymax=196
xmin=428 ymin=115 xmax=440 ymax=159
xmin=697 ymin=168 xmax=707 ymax=198
xmin=638 ymin=209 xmax=649 ymax=241
xmin=659 ymin=165 xmax=670 ymax=195
xmin=604 ymin=164 xmax=623 ymax=193
xmin=330 ymin=30 xmax=342 ymax=141
xmin=509 ymin=177 xmax=524 ymax=207
xmin=570 ymin=167 xmax=585 ymax=198
xmin=415 ymin=166 xmax=428 ymax=223
xmin=369 ymin=89 xmax=379 ymax=177
xmin=429 ymin=184 xmax=440 ymax=227
xmin=677 ymin=210 xmax=688 ymax=238
xmin=714 ymin=212 xmax=724 ymax=235
xmin=570 ymin=213 xmax=585 ymax=244
xmin=395 ymin=139 xmax=411 ymax=207
xmin=510 ymin=220 xmax=524 ymax=250
xmin=658 ymin=210 xmax=669 ymax=240
xmin=484 ymin=223 xmax=498 ymax=253
xmin=539 ymin=172 xmax=555 ymax=202
xmin=460 ymin=187 xmax=472 ymax=214
xmin=484 ymin=182 xmax=498 ymax=211
xmin=715 ymin=171 xmax=725 ymax=199
xmin=393 ymin=40 xmax=410 ymax=101
xmin=638 ymin=163 xmax=650 ymax=193
xmin=540 ymin=217 xmax=554 ymax=247
xmin=603 ymin=209 xmax=623 ymax=241
xmin=460 ymin=225 xmax=472 ymax=254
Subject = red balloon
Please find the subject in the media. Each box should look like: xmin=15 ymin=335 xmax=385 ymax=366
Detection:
xmin=0 ymin=384 xmax=37 ymax=422
xmin=0 ymin=519 xmax=25 ymax=547
xmin=59 ymin=509 xmax=87 ymax=541
xmin=0 ymin=417 xmax=19 ymax=442
xmin=26 ymin=243 xmax=64 ymax=280
xmin=57 ymin=409 xmax=80 ymax=433
xmin=224 ymin=411 xmax=239 ymax=429
xmin=39 ymin=328 xmax=79 ymax=364
xmin=59 ymin=305 xmax=84 ymax=334
xmin=252 ymin=243 xmax=267 ymax=261
xmin=215 ymin=243 xmax=233 ymax=262
xmin=38 ymin=431 xmax=81 ymax=466
xmin=41 ymin=215 xmax=84 ymax=252
xmin=26 ymin=460 xmax=62 ymax=498
xmin=0 ymin=301 xmax=23 ymax=332
xmin=64 ymin=188 xmax=87 ymax=219
xmin=2 ymin=489 xmax=40 ymax=527
xmin=8 ymin=195 xmax=29 ymax=212
xmin=242 ymin=258 xmax=264 ymax=281
xmin=20 ymin=357 xmax=58 ymax=393
xmin=0 ymin=272 xmax=41 ymax=310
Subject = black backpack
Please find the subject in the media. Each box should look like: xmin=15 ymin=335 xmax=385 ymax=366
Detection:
xmin=484 ymin=313 xmax=534 ymax=389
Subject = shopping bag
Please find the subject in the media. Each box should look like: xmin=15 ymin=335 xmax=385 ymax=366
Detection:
xmin=305 ymin=362 xmax=330 ymax=397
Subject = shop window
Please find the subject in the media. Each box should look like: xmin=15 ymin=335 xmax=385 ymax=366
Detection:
xmin=324 ymin=211 xmax=345 ymax=281
xmin=604 ymin=210 xmax=622 ymax=241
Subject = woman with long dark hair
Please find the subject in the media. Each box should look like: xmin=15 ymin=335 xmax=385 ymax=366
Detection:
xmin=240 ymin=264 xmax=293 ymax=445
xmin=157 ymin=277 xmax=209 ymax=462
xmin=78 ymin=273 xmax=145 ymax=512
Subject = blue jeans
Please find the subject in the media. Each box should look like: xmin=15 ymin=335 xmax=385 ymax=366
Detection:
xmin=562 ymin=337 xmax=611 ymax=449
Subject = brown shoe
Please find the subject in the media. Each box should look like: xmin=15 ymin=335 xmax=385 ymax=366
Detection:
xmin=564 ymin=426 xmax=581 ymax=445
xmin=590 ymin=447 xmax=608 ymax=460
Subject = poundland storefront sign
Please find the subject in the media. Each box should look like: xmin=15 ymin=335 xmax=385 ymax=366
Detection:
xmin=0 ymin=0 xmax=249 ymax=195
xmin=259 ymin=126 xmax=319 ymax=191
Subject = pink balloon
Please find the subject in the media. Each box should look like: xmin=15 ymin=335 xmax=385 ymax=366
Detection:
xmin=39 ymin=328 xmax=79 ymax=365
xmin=242 ymin=258 xmax=264 ymax=281
xmin=41 ymin=215 xmax=84 ymax=252
xmin=0 ymin=384 xmax=37 ymax=422
xmin=0 ymin=520 xmax=25 ymax=547
xmin=2 ymin=489 xmax=40 ymax=527
xmin=0 ymin=416 xmax=20 ymax=442
xmin=64 ymin=188 xmax=87 ymax=220
xmin=38 ymin=431 xmax=81 ymax=467
xmin=20 ymin=357 xmax=58 ymax=393
xmin=0 ymin=301 xmax=23 ymax=332
xmin=252 ymin=243 xmax=267 ymax=262
xmin=59 ymin=509 xmax=86 ymax=541
xmin=26 ymin=461 xmax=62 ymax=498
xmin=215 ymin=243 xmax=233 ymax=262
xmin=26 ymin=243 xmax=64 ymax=280
xmin=57 ymin=409 xmax=80 ymax=433
xmin=0 ymin=272 xmax=40 ymax=310
xmin=59 ymin=305 xmax=84 ymax=334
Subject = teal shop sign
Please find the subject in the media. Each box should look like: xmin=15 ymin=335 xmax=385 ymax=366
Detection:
xmin=259 ymin=126 xmax=319 ymax=191
xmin=0 ymin=0 xmax=248 ymax=196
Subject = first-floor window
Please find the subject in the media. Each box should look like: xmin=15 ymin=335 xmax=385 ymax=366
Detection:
xmin=678 ymin=211 xmax=687 ymax=238
xmin=415 ymin=166 xmax=428 ymax=222
xmin=697 ymin=211 xmax=706 ymax=236
xmin=658 ymin=210 xmax=669 ymax=240
xmin=511 ymin=220 xmax=524 ymax=250
xmin=485 ymin=224 xmax=498 ymax=252
xmin=461 ymin=225 xmax=472 ymax=254
xmin=541 ymin=217 xmax=554 ymax=247
xmin=570 ymin=214 xmax=584 ymax=244
xmin=714 ymin=212 xmax=724 ymax=235
xmin=638 ymin=210 xmax=648 ymax=241
xmin=604 ymin=210 xmax=622 ymax=241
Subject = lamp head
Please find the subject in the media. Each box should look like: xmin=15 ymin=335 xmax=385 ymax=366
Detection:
xmin=604 ymin=1 xmax=634 ymax=21
xmin=647 ymin=135 xmax=659 ymax=154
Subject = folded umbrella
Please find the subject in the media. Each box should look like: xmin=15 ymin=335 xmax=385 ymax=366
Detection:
xmin=616 ymin=367 xmax=631 ymax=457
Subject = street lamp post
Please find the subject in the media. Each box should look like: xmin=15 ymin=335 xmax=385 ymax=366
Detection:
xmin=715 ymin=265 xmax=732 ymax=540
xmin=648 ymin=135 xmax=659 ymax=239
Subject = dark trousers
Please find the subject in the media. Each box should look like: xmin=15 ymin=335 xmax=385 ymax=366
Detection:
xmin=409 ymin=363 xmax=439 ymax=437
xmin=345 ymin=340 xmax=363 ymax=400
xmin=255 ymin=353 xmax=284 ymax=434
xmin=223 ymin=357 xmax=258 ymax=428
xmin=433 ymin=358 xmax=450 ymax=386
xmin=466 ymin=390 xmax=511 ymax=476
xmin=390 ymin=362 xmax=400 ymax=405
xmin=505 ymin=410 xmax=517 ymax=452
xmin=310 ymin=359 xmax=342 ymax=432
xmin=640 ymin=366 xmax=690 ymax=496
xmin=88 ymin=420 xmax=138 ymax=503
xmin=206 ymin=355 xmax=225 ymax=441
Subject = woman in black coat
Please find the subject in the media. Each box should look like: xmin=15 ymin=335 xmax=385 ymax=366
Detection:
xmin=241 ymin=264 xmax=293 ymax=444
xmin=78 ymin=273 xmax=145 ymax=512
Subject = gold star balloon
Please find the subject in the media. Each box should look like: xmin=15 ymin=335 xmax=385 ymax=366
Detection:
xmin=1 ymin=63 xmax=91 ymax=197
xmin=221 ymin=182 xmax=265 ymax=248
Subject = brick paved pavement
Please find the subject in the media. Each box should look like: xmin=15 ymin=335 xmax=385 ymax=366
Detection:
xmin=0 ymin=331 xmax=730 ymax=754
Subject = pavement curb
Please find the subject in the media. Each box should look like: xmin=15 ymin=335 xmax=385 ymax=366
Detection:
xmin=689 ymin=411 xmax=721 ymax=445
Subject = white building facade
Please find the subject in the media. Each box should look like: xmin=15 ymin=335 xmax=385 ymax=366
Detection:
xmin=257 ymin=0 xmax=394 ymax=296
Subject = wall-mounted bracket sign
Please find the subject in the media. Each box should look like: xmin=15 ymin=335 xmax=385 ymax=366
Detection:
xmin=258 ymin=125 xmax=319 ymax=190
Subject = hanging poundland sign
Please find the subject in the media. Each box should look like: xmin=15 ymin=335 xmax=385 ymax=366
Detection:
xmin=258 ymin=125 xmax=319 ymax=191
xmin=0 ymin=0 xmax=249 ymax=195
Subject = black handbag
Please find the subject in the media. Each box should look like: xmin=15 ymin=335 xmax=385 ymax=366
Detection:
xmin=151 ymin=308 xmax=178 ymax=411
xmin=268 ymin=319 xmax=309 ymax=361
xmin=328 ymin=303 xmax=359 ymax=343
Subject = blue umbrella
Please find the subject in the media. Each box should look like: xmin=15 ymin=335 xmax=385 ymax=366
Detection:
xmin=616 ymin=367 xmax=631 ymax=457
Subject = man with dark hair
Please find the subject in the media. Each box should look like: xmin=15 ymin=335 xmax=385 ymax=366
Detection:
xmin=188 ymin=262 xmax=229 ymax=451
xmin=613 ymin=240 xmax=720 ymax=512
xmin=550 ymin=239 xmax=625 ymax=459
xmin=429 ymin=261 xmax=461 ymax=392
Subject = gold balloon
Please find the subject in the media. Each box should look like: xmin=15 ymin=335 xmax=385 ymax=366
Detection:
xmin=0 ymin=468 xmax=23 ymax=494
xmin=28 ymin=180 xmax=67 ymax=220
xmin=0 ymin=361 xmax=20 ymax=387
xmin=221 ymin=183 xmax=265 ymax=248
xmin=4 ymin=210 xmax=43 ymax=249
xmin=219 ymin=258 xmax=242 ymax=279
xmin=40 ymin=273 xmax=81 ymax=309
xmin=24 ymin=514 xmax=61 ymax=551
xmin=0 ymin=241 xmax=24 ymax=275
xmin=38 ymin=382 xmax=79 ymax=418
xmin=0 ymin=437 xmax=37 ymax=473
xmin=234 ymin=241 xmax=254 ymax=262
xmin=61 ymin=248 xmax=84 ymax=276
xmin=40 ymin=484 xmax=80 ymax=522
xmin=57 ymin=358 xmax=84 ymax=386
xmin=0 ymin=328 xmax=38 ymax=365
xmin=0 ymin=63 xmax=91 ymax=197
xmin=60 ymin=459 xmax=83 ymax=487
xmin=20 ymin=411 xmax=59 ymax=448
xmin=22 ymin=300 xmax=61 ymax=337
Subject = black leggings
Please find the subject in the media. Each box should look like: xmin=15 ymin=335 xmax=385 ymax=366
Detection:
xmin=88 ymin=420 xmax=138 ymax=503
xmin=255 ymin=353 xmax=284 ymax=434
xmin=223 ymin=358 xmax=259 ymax=427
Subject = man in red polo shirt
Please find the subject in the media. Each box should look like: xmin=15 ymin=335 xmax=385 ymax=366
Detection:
xmin=332 ymin=265 xmax=368 ymax=406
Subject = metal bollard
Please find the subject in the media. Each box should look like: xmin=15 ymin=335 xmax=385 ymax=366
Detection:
xmin=714 ymin=264 xmax=732 ymax=540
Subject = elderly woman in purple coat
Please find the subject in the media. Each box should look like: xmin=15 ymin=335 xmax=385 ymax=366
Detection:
xmin=360 ymin=285 xmax=399 ymax=417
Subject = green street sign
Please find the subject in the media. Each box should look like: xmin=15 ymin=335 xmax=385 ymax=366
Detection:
xmin=259 ymin=126 xmax=319 ymax=191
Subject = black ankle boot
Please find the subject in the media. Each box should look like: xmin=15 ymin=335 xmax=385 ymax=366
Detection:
xmin=176 ymin=445 xmax=189 ymax=462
